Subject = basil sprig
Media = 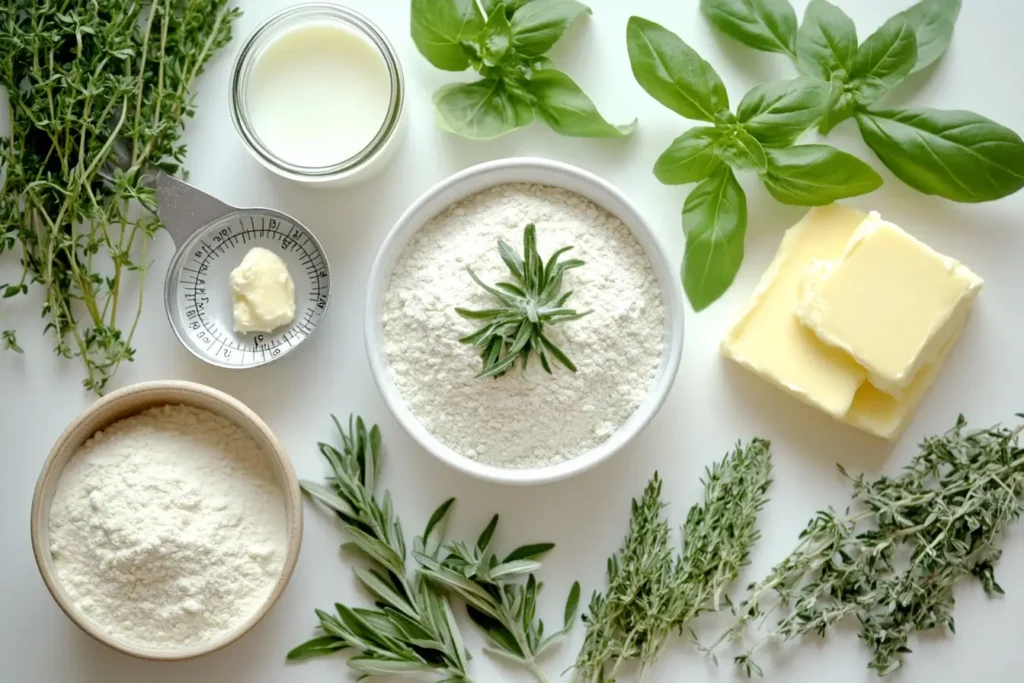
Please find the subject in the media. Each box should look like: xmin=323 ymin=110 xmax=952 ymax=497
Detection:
xmin=700 ymin=0 xmax=1024 ymax=202
xmin=626 ymin=16 xmax=880 ymax=311
xmin=411 ymin=0 xmax=635 ymax=139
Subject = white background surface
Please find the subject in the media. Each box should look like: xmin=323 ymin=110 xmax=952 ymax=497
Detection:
xmin=3 ymin=1 xmax=1024 ymax=682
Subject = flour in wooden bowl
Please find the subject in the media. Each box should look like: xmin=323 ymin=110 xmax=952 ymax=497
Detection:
xmin=382 ymin=183 xmax=665 ymax=468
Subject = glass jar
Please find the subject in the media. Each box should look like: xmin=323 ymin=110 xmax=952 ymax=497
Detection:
xmin=229 ymin=4 xmax=404 ymax=187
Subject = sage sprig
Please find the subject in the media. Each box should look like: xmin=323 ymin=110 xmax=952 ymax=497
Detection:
xmin=411 ymin=0 xmax=635 ymax=139
xmin=457 ymin=223 xmax=590 ymax=378
xmin=416 ymin=513 xmax=581 ymax=683
xmin=711 ymin=414 xmax=1024 ymax=677
xmin=289 ymin=416 xmax=472 ymax=681
xmin=626 ymin=16 xmax=881 ymax=311
xmin=700 ymin=0 xmax=1024 ymax=203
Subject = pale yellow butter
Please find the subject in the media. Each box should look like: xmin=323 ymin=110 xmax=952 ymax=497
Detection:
xmin=796 ymin=213 xmax=982 ymax=398
xmin=722 ymin=206 xmax=979 ymax=440
xmin=229 ymin=247 xmax=296 ymax=333
xmin=721 ymin=205 xmax=868 ymax=419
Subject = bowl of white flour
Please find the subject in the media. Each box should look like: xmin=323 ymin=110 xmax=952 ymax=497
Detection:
xmin=30 ymin=380 xmax=302 ymax=659
xmin=366 ymin=158 xmax=684 ymax=484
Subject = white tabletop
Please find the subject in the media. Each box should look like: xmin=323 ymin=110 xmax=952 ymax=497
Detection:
xmin=4 ymin=1 xmax=1023 ymax=681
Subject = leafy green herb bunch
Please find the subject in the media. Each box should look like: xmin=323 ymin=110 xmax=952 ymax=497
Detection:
xmin=411 ymin=0 xmax=635 ymax=139
xmin=701 ymin=0 xmax=1024 ymax=203
xmin=626 ymin=16 xmax=882 ymax=311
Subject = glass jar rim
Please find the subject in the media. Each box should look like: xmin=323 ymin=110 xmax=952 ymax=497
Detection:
xmin=228 ymin=3 xmax=404 ymax=181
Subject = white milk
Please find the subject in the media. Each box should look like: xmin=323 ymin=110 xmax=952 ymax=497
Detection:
xmin=247 ymin=21 xmax=391 ymax=168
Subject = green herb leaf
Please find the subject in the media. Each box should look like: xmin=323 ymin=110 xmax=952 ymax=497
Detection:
xmin=626 ymin=16 xmax=729 ymax=122
xmin=509 ymin=0 xmax=591 ymax=57
xmin=901 ymin=0 xmax=961 ymax=72
xmin=433 ymin=79 xmax=535 ymax=139
xmin=504 ymin=543 xmax=556 ymax=563
xmin=761 ymin=144 xmax=883 ymax=205
xmin=1 ymin=330 xmax=22 ymax=354
xmin=653 ymin=127 xmax=724 ymax=185
xmin=286 ymin=635 xmax=349 ymax=661
xmin=714 ymin=130 xmax=768 ymax=174
xmin=411 ymin=0 xmax=484 ymax=71
xmin=818 ymin=70 xmax=856 ymax=134
xmin=736 ymin=77 xmax=829 ymax=147
xmin=795 ymin=0 xmax=857 ymax=80
xmin=479 ymin=3 xmax=513 ymax=67
xmin=527 ymin=69 xmax=636 ymax=137
xmin=699 ymin=0 xmax=798 ymax=57
xmin=849 ymin=14 xmax=918 ymax=106
xmin=681 ymin=166 xmax=747 ymax=312
xmin=856 ymin=107 xmax=1024 ymax=202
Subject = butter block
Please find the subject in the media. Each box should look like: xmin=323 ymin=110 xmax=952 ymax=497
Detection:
xmin=721 ymin=204 xmax=868 ymax=419
xmin=795 ymin=213 xmax=982 ymax=398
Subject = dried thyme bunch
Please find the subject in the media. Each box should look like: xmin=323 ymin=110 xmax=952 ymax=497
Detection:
xmin=289 ymin=416 xmax=472 ymax=681
xmin=0 ymin=0 xmax=238 ymax=392
xmin=575 ymin=439 xmax=773 ymax=682
xmin=713 ymin=414 xmax=1024 ymax=677
xmin=416 ymin=514 xmax=580 ymax=683
xmin=457 ymin=222 xmax=590 ymax=377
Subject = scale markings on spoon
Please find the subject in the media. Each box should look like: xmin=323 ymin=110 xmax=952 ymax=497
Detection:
xmin=157 ymin=174 xmax=332 ymax=368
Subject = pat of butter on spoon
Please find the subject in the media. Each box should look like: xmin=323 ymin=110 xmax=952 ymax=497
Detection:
xmin=229 ymin=247 xmax=296 ymax=333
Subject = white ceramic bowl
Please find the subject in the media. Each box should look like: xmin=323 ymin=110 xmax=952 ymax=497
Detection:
xmin=31 ymin=381 xmax=303 ymax=660
xmin=365 ymin=158 xmax=684 ymax=485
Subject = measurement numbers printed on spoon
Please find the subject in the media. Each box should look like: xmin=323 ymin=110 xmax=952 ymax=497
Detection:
xmin=165 ymin=210 xmax=331 ymax=368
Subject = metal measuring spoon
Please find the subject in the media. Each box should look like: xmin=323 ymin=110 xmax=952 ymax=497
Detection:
xmin=155 ymin=173 xmax=331 ymax=368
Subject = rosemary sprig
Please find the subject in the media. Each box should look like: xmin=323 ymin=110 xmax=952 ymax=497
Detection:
xmin=575 ymin=440 xmax=773 ymax=682
xmin=0 ymin=0 xmax=237 ymax=392
xmin=289 ymin=415 xmax=472 ymax=681
xmin=713 ymin=414 xmax=1024 ymax=677
xmin=457 ymin=223 xmax=590 ymax=378
xmin=416 ymin=513 xmax=581 ymax=683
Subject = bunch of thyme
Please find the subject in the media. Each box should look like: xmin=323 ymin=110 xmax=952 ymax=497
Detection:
xmin=0 ymin=0 xmax=238 ymax=392
xmin=712 ymin=414 xmax=1024 ymax=677
xmin=575 ymin=439 xmax=773 ymax=682
xmin=289 ymin=416 xmax=472 ymax=681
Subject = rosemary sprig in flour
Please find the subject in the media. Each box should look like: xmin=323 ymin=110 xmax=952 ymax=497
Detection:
xmin=289 ymin=416 xmax=472 ymax=681
xmin=575 ymin=440 xmax=773 ymax=682
xmin=711 ymin=414 xmax=1024 ymax=678
xmin=416 ymin=513 xmax=581 ymax=683
xmin=457 ymin=223 xmax=590 ymax=377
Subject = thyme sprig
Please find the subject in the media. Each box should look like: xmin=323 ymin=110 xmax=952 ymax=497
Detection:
xmin=289 ymin=416 xmax=473 ymax=681
xmin=416 ymin=514 xmax=581 ymax=683
xmin=575 ymin=439 xmax=773 ymax=682
xmin=457 ymin=223 xmax=590 ymax=378
xmin=713 ymin=415 xmax=1024 ymax=677
xmin=0 ymin=0 xmax=238 ymax=392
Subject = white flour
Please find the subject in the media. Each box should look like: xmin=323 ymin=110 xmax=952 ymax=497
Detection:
xmin=383 ymin=183 xmax=665 ymax=468
xmin=48 ymin=405 xmax=287 ymax=649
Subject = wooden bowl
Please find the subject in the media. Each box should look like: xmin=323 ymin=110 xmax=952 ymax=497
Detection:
xmin=30 ymin=380 xmax=303 ymax=660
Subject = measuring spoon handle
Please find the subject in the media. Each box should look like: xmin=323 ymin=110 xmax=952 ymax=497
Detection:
xmin=154 ymin=173 xmax=236 ymax=247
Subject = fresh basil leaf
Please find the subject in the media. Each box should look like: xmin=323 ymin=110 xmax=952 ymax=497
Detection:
xmin=481 ymin=0 xmax=532 ymax=14
xmin=654 ymin=127 xmax=723 ymax=184
xmin=856 ymin=108 xmax=1024 ymax=202
xmin=626 ymin=16 xmax=729 ymax=122
xmin=736 ymin=77 xmax=828 ymax=147
xmin=510 ymin=0 xmax=590 ymax=57
xmin=699 ymin=0 xmax=798 ymax=57
xmin=818 ymin=70 xmax=856 ymax=134
xmin=849 ymin=14 xmax=918 ymax=106
xmin=796 ymin=0 xmax=857 ymax=80
xmin=761 ymin=144 xmax=883 ymax=205
xmin=433 ymin=79 xmax=535 ymax=139
xmin=681 ymin=166 xmax=747 ymax=311
xmin=715 ymin=129 xmax=768 ymax=173
xmin=480 ymin=4 xmax=512 ymax=67
xmin=527 ymin=68 xmax=636 ymax=137
xmin=411 ymin=0 xmax=485 ymax=71
xmin=902 ymin=0 xmax=961 ymax=72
